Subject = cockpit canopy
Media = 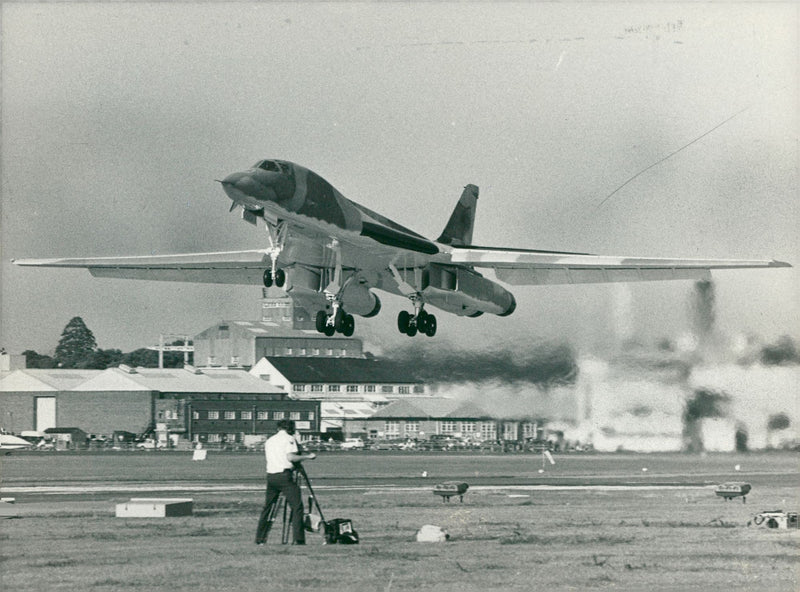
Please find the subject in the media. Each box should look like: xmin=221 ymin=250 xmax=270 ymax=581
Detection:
xmin=254 ymin=160 xmax=290 ymax=174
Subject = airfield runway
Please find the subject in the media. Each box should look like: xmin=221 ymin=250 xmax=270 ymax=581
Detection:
xmin=3 ymin=451 xmax=798 ymax=592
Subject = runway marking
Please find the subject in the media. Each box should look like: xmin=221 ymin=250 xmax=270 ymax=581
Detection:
xmin=1 ymin=483 xmax=712 ymax=495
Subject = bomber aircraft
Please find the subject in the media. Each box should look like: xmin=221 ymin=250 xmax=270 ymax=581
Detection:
xmin=13 ymin=159 xmax=790 ymax=337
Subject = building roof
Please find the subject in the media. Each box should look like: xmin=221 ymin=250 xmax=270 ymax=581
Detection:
xmin=258 ymin=357 xmax=422 ymax=384
xmin=0 ymin=369 xmax=103 ymax=392
xmin=369 ymin=398 xmax=494 ymax=420
xmin=2 ymin=366 xmax=286 ymax=395
xmin=321 ymin=401 xmax=377 ymax=419
xmin=200 ymin=320 xmax=332 ymax=340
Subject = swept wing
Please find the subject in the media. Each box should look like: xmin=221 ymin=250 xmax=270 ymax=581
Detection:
xmin=12 ymin=251 xmax=273 ymax=285
xmin=442 ymin=246 xmax=790 ymax=285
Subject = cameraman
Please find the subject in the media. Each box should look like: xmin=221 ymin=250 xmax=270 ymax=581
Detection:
xmin=255 ymin=419 xmax=316 ymax=546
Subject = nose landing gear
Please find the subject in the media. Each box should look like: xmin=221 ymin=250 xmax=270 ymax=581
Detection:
xmin=262 ymin=220 xmax=289 ymax=288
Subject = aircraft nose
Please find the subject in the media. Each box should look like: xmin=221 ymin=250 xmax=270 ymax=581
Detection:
xmin=219 ymin=171 xmax=277 ymax=204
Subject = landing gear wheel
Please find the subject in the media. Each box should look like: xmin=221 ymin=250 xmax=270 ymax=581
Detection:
xmin=274 ymin=268 xmax=286 ymax=288
xmin=333 ymin=308 xmax=345 ymax=332
xmin=323 ymin=323 xmax=336 ymax=337
xmin=262 ymin=269 xmax=273 ymax=288
xmin=315 ymin=311 xmax=327 ymax=333
xmin=406 ymin=322 xmax=418 ymax=337
xmin=424 ymin=314 xmax=437 ymax=337
xmin=342 ymin=314 xmax=355 ymax=337
xmin=397 ymin=311 xmax=410 ymax=334
xmin=417 ymin=310 xmax=429 ymax=334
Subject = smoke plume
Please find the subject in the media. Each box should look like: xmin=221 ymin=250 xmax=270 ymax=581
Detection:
xmin=390 ymin=341 xmax=579 ymax=388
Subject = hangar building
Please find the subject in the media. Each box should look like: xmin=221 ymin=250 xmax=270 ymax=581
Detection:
xmin=0 ymin=365 xmax=319 ymax=445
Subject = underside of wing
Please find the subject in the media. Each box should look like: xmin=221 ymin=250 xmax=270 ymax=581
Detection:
xmin=12 ymin=251 xmax=271 ymax=285
xmin=444 ymin=246 xmax=791 ymax=285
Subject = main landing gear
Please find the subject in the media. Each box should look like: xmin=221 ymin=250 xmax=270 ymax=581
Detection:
xmin=314 ymin=238 xmax=356 ymax=337
xmin=315 ymin=308 xmax=355 ymax=337
xmin=397 ymin=308 xmax=437 ymax=337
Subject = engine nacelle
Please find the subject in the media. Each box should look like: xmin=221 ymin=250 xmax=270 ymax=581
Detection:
xmin=422 ymin=264 xmax=516 ymax=317
xmin=283 ymin=267 xmax=381 ymax=318
xmin=341 ymin=283 xmax=382 ymax=318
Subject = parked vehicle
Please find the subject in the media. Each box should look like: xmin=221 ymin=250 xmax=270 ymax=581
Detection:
xmin=340 ymin=438 xmax=365 ymax=450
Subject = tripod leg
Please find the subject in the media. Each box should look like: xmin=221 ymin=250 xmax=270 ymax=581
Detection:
xmin=281 ymin=495 xmax=291 ymax=544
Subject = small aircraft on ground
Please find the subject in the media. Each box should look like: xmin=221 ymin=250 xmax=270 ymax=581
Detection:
xmin=13 ymin=159 xmax=790 ymax=337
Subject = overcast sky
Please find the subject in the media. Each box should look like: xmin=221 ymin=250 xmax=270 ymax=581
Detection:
xmin=2 ymin=3 xmax=797 ymax=357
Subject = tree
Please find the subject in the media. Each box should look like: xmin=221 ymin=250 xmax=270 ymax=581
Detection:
xmin=760 ymin=335 xmax=799 ymax=366
xmin=767 ymin=412 xmax=791 ymax=432
xmin=54 ymin=317 xmax=97 ymax=368
xmin=22 ymin=350 xmax=56 ymax=369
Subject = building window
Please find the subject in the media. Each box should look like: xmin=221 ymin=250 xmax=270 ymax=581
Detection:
xmin=398 ymin=386 xmax=411 ymax=394
xmin=312 ymin=348 xmax=320 ymax=356
xmin=224 ymin=411 xmax=236 ymax=420
xmin=413 ymin=385 xmax=424 ymax=394
xmin=365 ymin=385 xmax=376 ymax=393
xmin=405 ymin=422 xmax=419 ymax=435
xmin=285 ymin=348 xmax=293 ymax=355
xmin=208 ymin=411 xmax=219 ymax=420
xmin=310 ymin=384 xmax=323 ymax=393
xmin=328 ymin=385 xmax=340 ymax=393
xmin=293 ymin=384 xmax=306 ymax=392
xmin=290 ymin=412 xmax=301 ymax=420
xmin=385 ymin=421 xmax=400 ymax=435
xmin=503 ymin=423 xmax=517 ymax=440
xmin=461 ymin=422 xmax=476 ymax=433
xmin=192 ymin=411 xmax=199 ymax=420
xmin=346 ymin=385 xmax=359 ymax=393
xmin=300 ymin=348 xmax=307 ymax=356
xmin=381 ymin=385 xmax=394 ymax=394
xmin=273 ymin=411 xmax=285 ymax=420
xmin=207 ymin=434 xmax=222 ymax=443
xmin=481 ymin=423 xmax=496 ymax=439
xmin=522 ymin=422 xmax=538 ymax=438
xmin=340 ymin=349 xmax=347 ymax=356
xmin=440 ymin=421 xmax=456 ymax=434
xmin=308 ymin=412 xmax=315 ymax=420
xmin=257 ymin=411 xmax=269 ymax=420
xmin=241 ymin=411 xmax=252 ymax=420
xmin=226 ymin=433 xmax=237 ymax=443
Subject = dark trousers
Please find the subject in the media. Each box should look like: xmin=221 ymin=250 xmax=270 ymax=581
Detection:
xmin=255 ymin=469 xmax=305 ymax=544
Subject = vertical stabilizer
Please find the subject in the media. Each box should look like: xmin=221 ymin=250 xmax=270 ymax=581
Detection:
xmin=437 ymin=184 xmax=479 ymax=246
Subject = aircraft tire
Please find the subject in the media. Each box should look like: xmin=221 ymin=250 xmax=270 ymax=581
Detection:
xmin=342 ymin=314 xmax=355 ymax=337
xmin=333 ymin=308 xmax=345 ymax=332
xmin=417 ymin=310 xmax=428 ymax=333
xmin=315 ymin=311 xmax=327 ymax=333
xmin=425 ymin=314 xmax=437 ymax=337
xmin=406 ymin=323 xmax=418 ymax=337
xmin=397 ymin=311 xmax=410 ymax=334
xmin=323 ymin=324 xmax=336 ymax=337
xmin=275 ymin=269 xmax=286 ymax=288
xmin=263 ymin=270 xmax=273 ymax=288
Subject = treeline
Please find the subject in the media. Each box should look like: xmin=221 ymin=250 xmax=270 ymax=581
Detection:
xmin=22 ymin=317 xmax=192 ymax=370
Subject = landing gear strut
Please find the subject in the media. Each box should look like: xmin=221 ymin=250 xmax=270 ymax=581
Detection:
xmin=314 ymin=238 xmax=356 ymax=337
xmin=262 ymin=220 xmax=289 ymax=288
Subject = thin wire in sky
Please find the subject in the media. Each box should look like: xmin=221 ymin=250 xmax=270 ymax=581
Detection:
xmin=595 ymin=104 xmax=753 ymax=209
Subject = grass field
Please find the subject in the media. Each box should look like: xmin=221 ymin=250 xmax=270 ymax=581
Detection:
xmin=1 ymin=452 xmax=798 ymax=591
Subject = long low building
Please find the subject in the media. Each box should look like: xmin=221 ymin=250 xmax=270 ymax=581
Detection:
xmin=0 ymin=365 xmax=319 ymax=444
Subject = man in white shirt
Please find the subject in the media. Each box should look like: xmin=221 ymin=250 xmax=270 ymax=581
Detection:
xmin=255 ymin=419 xmax=316 ymax=545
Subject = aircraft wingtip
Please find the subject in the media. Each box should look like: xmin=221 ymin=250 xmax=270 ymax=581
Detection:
xmin=772 ymin=260 xmax=792 ymax=268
